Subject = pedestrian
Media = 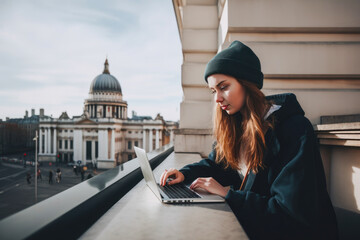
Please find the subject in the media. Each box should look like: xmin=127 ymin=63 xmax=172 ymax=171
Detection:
xmin=80 ymin=167 xmax=85 ymax=181
xmin=26 ymin=172 xmax=31 ymax=184
xmin=159 ymin=41 xmax=338 ymax=239
xmin=48 ymin=170 xmax=53 ymax=184
xmin=56 ymin=168 xmax=62 ymax=183
xmin=56 ymin=168 xmax=61 ymax=183
xmin=37 ymin=169 xmax=42 ymax=181
xmin=73 ymin=165 xmax=78 ymax=175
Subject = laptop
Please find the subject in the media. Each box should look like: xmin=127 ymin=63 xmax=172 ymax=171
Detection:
xmin=134 ymin=147 xmax=225 ymax=203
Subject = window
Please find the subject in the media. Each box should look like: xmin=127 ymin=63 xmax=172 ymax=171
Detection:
xmin=128 ymin=131 xmax=132 ymax=134
xmin=65 ymin=130 xmax=68 ymax=133
xmin=128 ymin=154 xmax=132 ymax=161
xmin=128 ymin=141 xmax=132 ymax=150
xmin=65 ymin=140 xmax=68 ymax=149
xmin=86 ymin=141 xmax=92 ymax=160
xmin=70 ymin=140 xmax=73 ymax=149
xmin=135 ymin=141 xmax=138 ymax=147
xmin=95 ymin=141 xmax=98 ymax=158
xmin=59 ymin=140 xmax=62 ymax=149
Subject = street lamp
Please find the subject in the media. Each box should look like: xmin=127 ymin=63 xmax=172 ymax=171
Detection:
xmin=33 ymin=130 xmax=38 ymax=203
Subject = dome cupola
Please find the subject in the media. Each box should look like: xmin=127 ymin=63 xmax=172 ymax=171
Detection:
xmin=89 ymin=59 xmax=122 ymax=94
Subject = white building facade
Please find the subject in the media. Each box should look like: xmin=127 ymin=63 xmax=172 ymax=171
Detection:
xmin=38 ymin=59 xmax=177 ymax=169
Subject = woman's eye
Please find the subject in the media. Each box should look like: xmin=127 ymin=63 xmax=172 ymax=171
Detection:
xmin=220 ymin=85 xmax=227 ymax=90
xmin=211 ymin=89 xmax=216 ymax=94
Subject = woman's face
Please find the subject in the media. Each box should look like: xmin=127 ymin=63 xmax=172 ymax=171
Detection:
xmin=208 ymin=74 xmax=246 ymax=115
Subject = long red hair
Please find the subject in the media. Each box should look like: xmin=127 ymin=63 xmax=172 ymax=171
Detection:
xmin=213 ymin=80 xmax=274 ymax=173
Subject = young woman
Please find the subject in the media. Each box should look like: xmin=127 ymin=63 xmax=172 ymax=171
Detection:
xmin=160 ymin=41 xmax=338 ymax=239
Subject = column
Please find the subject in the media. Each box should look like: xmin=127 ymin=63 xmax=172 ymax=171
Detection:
xmin=155 ymin=129 xmax=160 ymax=149
xmin=92 ymin=140 xmax=96 ymax=165
xmin=82 ymin=138 xmax=86 ymax=165
xmin=39 ymin=128 xmax=43 ymax=154
xmin=48 ymin=128 xmax=51 ymax=154
xmin=170 ymin=130 xmax=174 ymax=143
xmin=98 ymin=130 xmax=108 ymax=160
xmin=49 ymin=128 xmax=52 ymax=153
xmin=45 ymin=128 xmax=48 ymax=154
xmin=111 ymin=129 xmax=115 ymax=160
xmin=53 ymin=128 xmax=57 ymax=154
xmin=74 ymin=129 xmax=83 ymax=162
xmin=44 ymin=128 xmax=47 ymax=154
xmin=143 ymin=129 xmax=146 ymax=151
xmin=149 ymin=129 xmax=153 ymax=152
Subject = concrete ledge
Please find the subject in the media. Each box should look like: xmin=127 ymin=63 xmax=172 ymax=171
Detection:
xmin=315 ymin=121 xmax=360 ymax=147
xmin=0 ymin=145 xmax=174 ymax=240
xmin=314 ymin=122 xmax=360 ymax=131
xmin=80 ymin=152 xmax=248 ymax=240
xmin=321 ymin=114 xmax=360 ymax=125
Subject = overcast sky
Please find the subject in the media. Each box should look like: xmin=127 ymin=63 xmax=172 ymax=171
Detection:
xmin=0 ymin=0 xmax=183 ymax=122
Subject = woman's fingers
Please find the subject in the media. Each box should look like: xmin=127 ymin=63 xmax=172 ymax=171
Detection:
xmin=159 ymin=168 xmax=183 ymax=186
xmin=189 ymin=177 xmax=228 ymax=197
xmin=190 ymin=178 xmax=205 ymax=190
xmin=159 ymin=170 xmax=168 ymax=186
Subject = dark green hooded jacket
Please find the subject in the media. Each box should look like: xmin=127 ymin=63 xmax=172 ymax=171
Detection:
xmin=179 ymin=93 xmax=338 ymax=239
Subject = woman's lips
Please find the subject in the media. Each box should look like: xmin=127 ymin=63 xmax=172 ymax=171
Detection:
xmin=221 ymin=105 xmax=229 ymax=110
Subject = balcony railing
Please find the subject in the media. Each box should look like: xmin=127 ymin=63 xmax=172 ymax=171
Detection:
xmin=0 ymin=144 xmax=173 ymax=240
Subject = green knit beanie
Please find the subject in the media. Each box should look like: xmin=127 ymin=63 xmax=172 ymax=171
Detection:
xmin=204 ymin=41 xmax=263 ymax=89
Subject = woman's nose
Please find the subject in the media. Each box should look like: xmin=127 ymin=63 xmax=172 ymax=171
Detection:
xmin=215 ymin=92 xmax=223 ymax=103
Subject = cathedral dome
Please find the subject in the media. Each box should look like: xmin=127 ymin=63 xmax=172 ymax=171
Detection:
xmin=89 ymin=59 xmax=122 ymax=94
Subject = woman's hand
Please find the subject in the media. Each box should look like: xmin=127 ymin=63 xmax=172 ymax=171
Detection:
xmin=189 ymin=177 xmax=230 ymax=198
xmin=159 ymin=168 xmax=185 ymax=186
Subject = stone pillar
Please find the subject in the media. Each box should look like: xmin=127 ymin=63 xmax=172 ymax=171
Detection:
xmin=74 ymin=129 xmax=83 ymax=162
xmin=92 ymin=141 xmax=96 ymax=165
xmin=172 ymin=1 xmax=217 ymax=156
xmin=111 ymin=129 xmax=115 ymax=160
xmin=143 ymin=129 xmax=146 ymax=151
xmin=46 ymin=127 xmax=51 ymax=154
xmin=98 ymin=130 xmax=108 ymax=160
xmin=170 ymin=130 xmax=174 ymax=143
xmin=82 ymin=138 xmax=86 ymax=165
xmin=149 ymin=129 xmax=153 ymax=152
xmin=39 ymin=128 xmax=43 ymax=154
xmin=156 ymin=129 xmax=160 ymax=149
xmin=44 ymin=128 xmax=47 ymax=154
xmin=53 ymin=128 xmax=57 ymax=154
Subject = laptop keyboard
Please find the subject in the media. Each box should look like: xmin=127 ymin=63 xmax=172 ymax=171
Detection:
xmin=158 ymin=184 xmax=201 ymax=199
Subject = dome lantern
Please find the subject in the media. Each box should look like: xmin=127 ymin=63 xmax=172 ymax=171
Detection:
xmin=103 ymin=58 xmax=110 ymax=74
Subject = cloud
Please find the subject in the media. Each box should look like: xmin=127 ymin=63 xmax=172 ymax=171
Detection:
xmin=0 ymin=0 xmax=182 ymax=121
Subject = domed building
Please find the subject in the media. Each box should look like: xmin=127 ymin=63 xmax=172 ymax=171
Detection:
xmin=85 ymin=59 xmax=128 ymax=120
xmin=38 ymin=59 xmax=177 ymax=169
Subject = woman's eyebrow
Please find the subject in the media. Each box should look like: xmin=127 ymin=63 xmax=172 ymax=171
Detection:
xmin=216 ymin=80 xmax=227 ymax=87
xmin=208 ymin=80 xmax=227 ymax=89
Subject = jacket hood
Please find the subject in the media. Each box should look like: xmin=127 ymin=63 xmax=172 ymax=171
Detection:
xmin=265 ymin=93 xmax=305 ymax=123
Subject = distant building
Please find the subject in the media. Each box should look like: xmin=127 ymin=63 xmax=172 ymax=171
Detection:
xmin=0 ymin=108 xmax=49 ymax=155
xmin=38 ymin=59 xmax=178 ymax=169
